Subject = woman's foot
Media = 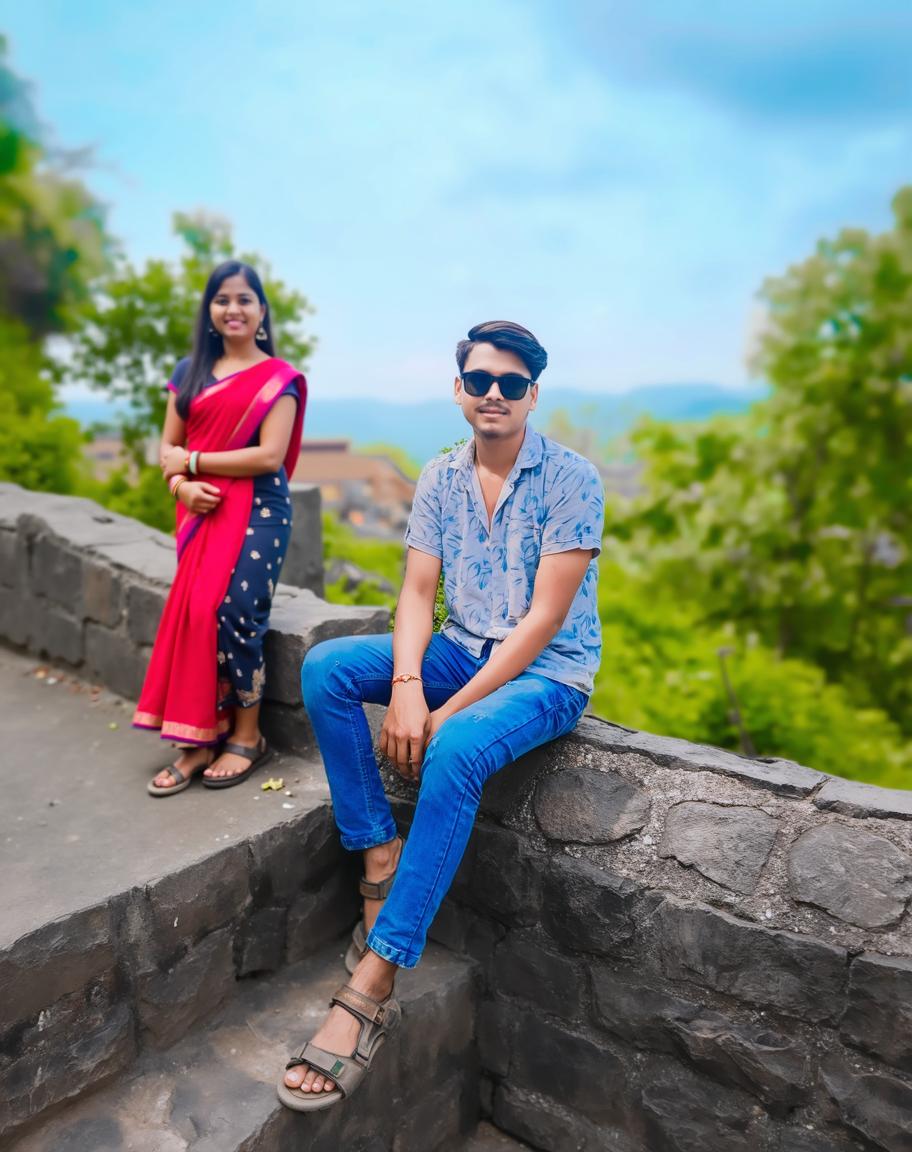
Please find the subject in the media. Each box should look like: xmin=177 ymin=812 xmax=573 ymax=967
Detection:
xmin=204 ymin=733 xmax=264 ymax=781
xmin=150 ymin=746 xmax=212 ymax=791
xmin=283 ymin=952 xmax=397 ymax=1096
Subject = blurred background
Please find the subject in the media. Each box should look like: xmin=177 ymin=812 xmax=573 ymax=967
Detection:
xmin=1 ymin=1 xmax=910 ymax=784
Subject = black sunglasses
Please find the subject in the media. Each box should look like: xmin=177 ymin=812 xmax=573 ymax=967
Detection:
xmin=460 ymin=370 xmax=534 ymax=401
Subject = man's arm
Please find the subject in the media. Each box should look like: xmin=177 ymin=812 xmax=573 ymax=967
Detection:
xmin=426 ymin=547 xmax=593 ymax=741
xmin=378 ymin=547 xmax=442 ymax=781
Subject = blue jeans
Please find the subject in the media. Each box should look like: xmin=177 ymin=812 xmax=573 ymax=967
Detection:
xmin=300 ymin=632 xmax=587 ymax=969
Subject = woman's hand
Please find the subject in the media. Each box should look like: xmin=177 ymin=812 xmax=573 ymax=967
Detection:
xmin=379 ymin=684 xmax=430 ymax=783
xmin=161 ymin=445 xmax=188 ymax=481
xmin=177 ymin=481 xmax=221 ymax=514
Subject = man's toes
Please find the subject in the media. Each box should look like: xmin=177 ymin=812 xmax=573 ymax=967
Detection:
xmin=323 ymin=1079 xmax=335 ymax=1092
xmin=284 ymin=1067 xmax=304 ymax=1088
xmin=311 ymin=1074 xmax=326 ymax=1092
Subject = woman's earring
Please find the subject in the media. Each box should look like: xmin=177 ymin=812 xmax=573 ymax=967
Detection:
xmin=208 ymin=324 xmax=218 ymax=336
xmin=256 ymin=324 xmax=268 ymax=342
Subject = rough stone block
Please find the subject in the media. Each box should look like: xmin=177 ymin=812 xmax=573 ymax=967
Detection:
xmin=774 ymin=1128 xmax=859 ymax=1152
xmin=27 ymin=599 xmax=84 ymax=666
xmin=248 ymin=809 xmax=345 ymax=904
xmin=130 ymin=845 xmax=250 ymax=967
xmin=392 ymin=1071 xmax=474 ymax=1152
xmin=263 ymin=591 xmax=388 ymax=705
xmin=236 ymin=905 xmax=287 ymax=976
xmin=137 ymin=926 xmax=236 ymax=1048
xmin=477 ymin=998 xmax=515 ymax=1078
xmin=820 ymin=1050 xmax=912 ymax=1152
xmin=493 ymin=1083 xmax=624 ymax=1152
xmin=284 ymin=484 xmax=325 ymax=596
xmin=84 ymin=623 xmax=147 ymax=700
xmin=591 ymin=967 xmax=700 ymax=1053
xmin=125 ymin=582 xmax=165 ymax=646
xmin=464 ymin=824 xmax=544 ymax=928
xmin=814 ymin=776 xmax=912 ymax=821
xmin=534 ymin=764 xmax=651 ymax=843
xmin=542 ymin=855 xmax=638 ymax=956
xmin=30 ymin=533 xmax=84 ymax=612
xmin=668 ymin=1010 xmax=811 ymax=1115
xmin=0 ymin=528 xmax=17 ymax=587
xmin=0 ymin=904 xmax=115 ymax=1033
xmin=841 ymin=952 xmax=912 ymax=1072
xmin=260 ymin=699 xmax=315 ymax=753
xmin=568 ymin=716 xmax=826 ymax=796
xmin=92 ymin=535 xmax=176 ymax=585
xmin=494 ymin=932 xmax=585 ymax=1020
xmin=286 ymin=868 xmax=359 ymax=963
xmin=638 ymin=1058 xmax=756 ymax=1152
xmin=0 ymin=979 xmax=134 ymax=1142
xmin=660 ymin=802 xmax=779 ymax=894
xmin=788 ymin=823 xmax=912 ymax=928
xmin=511 ymin=1014 xmax=629 ymax=1126
xmin=656 ymin=896 xmax=848 ymax=1023
xmin=0 ymin=587 xmax=31 ymax=645
xmin=82 ymin=559 xmax=123 ymax=627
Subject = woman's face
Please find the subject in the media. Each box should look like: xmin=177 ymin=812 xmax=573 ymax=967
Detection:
xmin=209 ymin=273 xmax=266 ymax=342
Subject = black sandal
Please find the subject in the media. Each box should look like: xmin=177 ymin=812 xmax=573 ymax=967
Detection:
xmin=202 ymin=736 xmax=272 ymax=789
xmin=147 ymin=747 xmax=213 ymax=797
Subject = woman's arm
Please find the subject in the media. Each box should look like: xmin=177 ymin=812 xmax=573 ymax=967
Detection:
xmin=159 ymin=393 xmax=187 ymax=469
xmin=162 ymin=394 xmax=298 ymax=479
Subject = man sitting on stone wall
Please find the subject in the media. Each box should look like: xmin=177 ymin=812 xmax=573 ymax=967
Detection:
xmin=279 ymin=320 xmax=604 ymax=1112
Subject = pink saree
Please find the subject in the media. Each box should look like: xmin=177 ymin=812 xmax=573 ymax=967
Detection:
xmin=133 ymin=358 xmax=306 ymax=743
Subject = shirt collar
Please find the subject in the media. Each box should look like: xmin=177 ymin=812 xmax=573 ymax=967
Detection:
xmin=452 ymin=423 xmax=544 ymax=476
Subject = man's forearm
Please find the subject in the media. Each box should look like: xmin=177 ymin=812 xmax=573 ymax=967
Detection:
xmin=436 ymin=607 xmax=564 ymax=719
xmin=392 ymin=583 xmax=436 ymax=676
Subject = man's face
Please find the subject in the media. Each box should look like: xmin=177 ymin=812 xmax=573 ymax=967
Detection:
xmin=454 ymin=342 xmax=538 ymax=442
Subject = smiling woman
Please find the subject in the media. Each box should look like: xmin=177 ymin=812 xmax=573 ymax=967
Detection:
xmin=133 ymin=261 xmax=307 ymax=796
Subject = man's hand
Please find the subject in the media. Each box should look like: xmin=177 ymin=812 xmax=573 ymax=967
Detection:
xmin=379 ymin=684 xmax=430 ymax=782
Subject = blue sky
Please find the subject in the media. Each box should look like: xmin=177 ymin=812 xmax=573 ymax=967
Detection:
xmin=6 ymin=1 xmax=912 ymax=400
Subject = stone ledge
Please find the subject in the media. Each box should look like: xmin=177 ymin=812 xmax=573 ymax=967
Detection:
xmin=814 ymin=776 xmax=912 ymax=821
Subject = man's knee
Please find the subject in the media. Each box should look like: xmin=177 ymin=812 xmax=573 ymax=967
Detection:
xmin=422 ymin=725 xmax=491 ymax=797
xmin=300 ymin=636 xmax=355 ymax=704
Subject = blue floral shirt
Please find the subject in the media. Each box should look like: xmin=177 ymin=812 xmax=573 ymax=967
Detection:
xmin=405 ymin=426 xmax=604 ymax=695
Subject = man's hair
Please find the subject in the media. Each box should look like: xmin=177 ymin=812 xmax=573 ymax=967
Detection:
xmin=455 ymin=321 xmax=548 ymax=381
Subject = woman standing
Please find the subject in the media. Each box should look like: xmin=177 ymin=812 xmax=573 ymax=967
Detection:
xmin=134 ymin=261 xmax=306 ymax=794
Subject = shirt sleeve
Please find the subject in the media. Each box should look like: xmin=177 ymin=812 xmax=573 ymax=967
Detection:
xmin=166 ymin=356 xmax=191 ymax=394
xmin=404 ymin=462 xmax=443 ymax=559
xmin=540 ymin=457 xmax=604 ymax=559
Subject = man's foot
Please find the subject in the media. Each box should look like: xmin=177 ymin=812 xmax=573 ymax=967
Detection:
xmin=203 ymin=734 xmax=264 ymax=781
xmin=363 ymin=835 xmax=403 ymax=934
xmin=150 ymin=747 xmax=212 ymax=791
xmin=283 ymin=954 xmax=396 ymax=1096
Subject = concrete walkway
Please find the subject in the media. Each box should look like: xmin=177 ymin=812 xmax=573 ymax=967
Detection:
xmin=0 ymin=644 xmax=328 ymax=950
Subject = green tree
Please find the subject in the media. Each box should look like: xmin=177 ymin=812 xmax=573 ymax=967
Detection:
xmin=0 ymin=37 xmax=108 ymax=493
xmin=610 ymin=187 xmax=912 ymax=735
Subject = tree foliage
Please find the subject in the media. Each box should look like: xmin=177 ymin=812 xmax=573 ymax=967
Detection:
xmin=0 ymin=38 xmax=106 ymax=492
xmin=610 ymin=188 xmax=912 ymax=738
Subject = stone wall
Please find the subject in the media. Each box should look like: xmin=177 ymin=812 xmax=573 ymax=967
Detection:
xmin=3 ymin=485 xmax=911 ymax=1151
xmin=385 ymin=722 xmax=912 ymax=1152
xmin=0 ymin=483 xmax=384 ymax=752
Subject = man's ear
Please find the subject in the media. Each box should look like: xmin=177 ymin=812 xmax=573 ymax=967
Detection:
xmin=454 ymin=376 xmax=463 ymax=403
xmin=529 ymin=382 xmax=539 ymax=411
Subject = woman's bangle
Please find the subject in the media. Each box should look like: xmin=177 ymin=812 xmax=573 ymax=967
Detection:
xmin=168 ymin=474 xmax=183 ymax=494
xmin=172 ymin=477 xmax=188 ymax=499
xmin=391 ymin=673 xmax=422 ymax=686
xmin=189 ymin=450 xmax=201 ymax=475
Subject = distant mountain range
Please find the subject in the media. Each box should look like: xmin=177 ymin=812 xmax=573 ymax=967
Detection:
xmin=64 ymin=383 xmax=762 ymax=464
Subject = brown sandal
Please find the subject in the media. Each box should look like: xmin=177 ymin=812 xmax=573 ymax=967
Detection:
xmin=277 ymin=985 xmax=401 ymax=1112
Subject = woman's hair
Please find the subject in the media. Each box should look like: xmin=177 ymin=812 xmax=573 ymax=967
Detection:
xmin=176 ymin=261 xmax=275 ymax=418
xmin=455 ymin=320 xmax=548 ymax=381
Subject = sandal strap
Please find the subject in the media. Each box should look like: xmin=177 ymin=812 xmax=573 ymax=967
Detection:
xmin=220 ymin=739 xmax=264 ymax=762
xmin=331 ymin=984 xmax=389 ymax=1027
xmin=359 ymin=872 xmax=396 ymax=900
xmin=165 ymin=765 xmax=186 ymax=784
xmin=288 ymin=1043 xmax=360 ymax=1095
